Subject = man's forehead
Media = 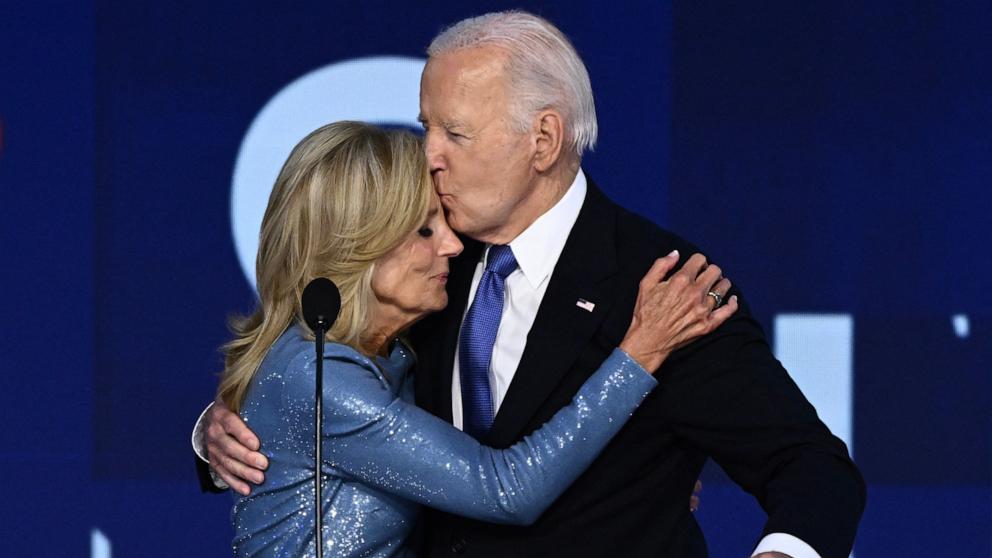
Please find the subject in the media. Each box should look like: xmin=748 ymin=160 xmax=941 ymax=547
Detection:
xmin=421 ymin=47 xmax=509 ymax=112
xmin=425 ymin=46 xmax=509 ymax=86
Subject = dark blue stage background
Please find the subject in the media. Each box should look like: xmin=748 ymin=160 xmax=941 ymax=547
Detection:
xmin=2 ymin=1 xmax=988 ymax=556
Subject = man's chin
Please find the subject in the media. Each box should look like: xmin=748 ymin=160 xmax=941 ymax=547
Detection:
xmin=445 ymin=213 xmax=486 ymax=239
xmin=445 ymin=212 xmax=470 ymax=235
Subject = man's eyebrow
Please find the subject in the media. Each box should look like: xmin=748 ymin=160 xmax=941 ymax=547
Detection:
xmin=417 ymin=114 xmax=466 ymax=130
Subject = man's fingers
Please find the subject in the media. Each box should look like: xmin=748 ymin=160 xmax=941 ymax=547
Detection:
xmin=215 ymin=466 xmax=252 ymax=496
xmin=219 ymin=451 xmax=266 ymax=485
xmin=208 ymin=399 xmax=260 ymax=452
xmin=218 ymin=432 xmax=269 ymax=472
xmin=221 ymin=436 xmax=269 ymax=476
xmin=220 ymin=409 xmax=261 ymax=451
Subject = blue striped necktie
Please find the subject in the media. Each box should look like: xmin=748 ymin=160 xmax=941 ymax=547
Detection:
xmin=459 ymin=244 xmax=517 ymax=439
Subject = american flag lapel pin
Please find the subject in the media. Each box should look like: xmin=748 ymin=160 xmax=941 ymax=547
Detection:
xmin=575 ymin=298 xmax=596 ymax=312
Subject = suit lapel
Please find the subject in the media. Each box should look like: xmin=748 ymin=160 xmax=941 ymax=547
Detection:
xmin=487 ymin=183 xmax=620 ymax=447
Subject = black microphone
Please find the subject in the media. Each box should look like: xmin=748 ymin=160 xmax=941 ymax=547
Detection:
xmin=302 ymin=277 xmax=341 ymax=333
xmin=301 ymin=277 xmax=340 ymax=558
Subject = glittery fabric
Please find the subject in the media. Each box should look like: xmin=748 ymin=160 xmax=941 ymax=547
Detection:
xmin=232 ymin=324 xmax=656 ymax=557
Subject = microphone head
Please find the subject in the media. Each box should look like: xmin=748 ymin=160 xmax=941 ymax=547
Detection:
xmin=302 ymin=278 xmax=341 ymax=332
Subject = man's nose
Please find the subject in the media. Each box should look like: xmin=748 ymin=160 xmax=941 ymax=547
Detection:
xmin=424 ymin=133 xmax=445 ymax=173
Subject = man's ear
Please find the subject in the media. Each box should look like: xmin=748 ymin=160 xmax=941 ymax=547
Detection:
xmin=533 ymin=110 xmax=565 ymax=172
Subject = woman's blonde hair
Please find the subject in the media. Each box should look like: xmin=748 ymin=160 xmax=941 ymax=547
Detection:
xmin=217 ymin=121 xmax=434 ymax=412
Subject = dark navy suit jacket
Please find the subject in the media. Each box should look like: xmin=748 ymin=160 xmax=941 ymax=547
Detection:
xmin=410 ymin=180 xmax=865 ymax=558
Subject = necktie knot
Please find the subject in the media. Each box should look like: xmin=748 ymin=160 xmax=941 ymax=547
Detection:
xmin=485 ymin=245 xmax=517 ymax=279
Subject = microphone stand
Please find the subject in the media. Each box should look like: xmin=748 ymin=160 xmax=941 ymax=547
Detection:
xmin=314 ymin=323 xmax=325 ymax=558
xmin=302 ymin=277 xmax=340 ymax=558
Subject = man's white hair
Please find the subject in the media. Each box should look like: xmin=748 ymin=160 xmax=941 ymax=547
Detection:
xmin=428 ymin=10 xmax=597 ymax=156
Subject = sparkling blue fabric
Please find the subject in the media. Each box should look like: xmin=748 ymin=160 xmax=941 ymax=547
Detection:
xmin=230 ymin=324 xmax=656 ymax=557
xmin=459 ymin=244 xmax=518 ymax=439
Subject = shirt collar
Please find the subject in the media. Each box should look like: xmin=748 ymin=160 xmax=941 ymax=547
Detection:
xmin=483 ymin=168 xmax=587 ymax=290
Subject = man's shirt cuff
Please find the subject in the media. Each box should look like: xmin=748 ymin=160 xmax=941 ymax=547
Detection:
xmin=191 ymin=402 xmax=229 ymax=490
xmin=752 ymin=532 xmax=821 ymax=558
xmin=191 ymin=402 xmax=213 ymax=462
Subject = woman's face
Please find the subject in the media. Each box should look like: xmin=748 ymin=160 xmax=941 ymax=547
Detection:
xmin=371 ymin=198 xmax=463 ymax=326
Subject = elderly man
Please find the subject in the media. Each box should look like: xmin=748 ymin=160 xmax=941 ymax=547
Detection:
xmin=197 ymin=11 xmax=864 ymax=558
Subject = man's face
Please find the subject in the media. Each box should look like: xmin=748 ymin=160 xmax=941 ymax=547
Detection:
xmin=419 ymin=46 xmax=538 ymax=244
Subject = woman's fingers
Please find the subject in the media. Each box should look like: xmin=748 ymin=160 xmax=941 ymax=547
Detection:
xmin=665 ymin=269 xmax=737 ymax=347
xmin=621 ymin=251 xmax=739 ymax=371
xmin=704 ymin=277 xmax=732 ymax=309
xmin=679 ymin=253 xmax=709 ymax=280
xmin=696 ymin=262 xmax=722 ymax=291
xmin=707 ymin=294 xmax=739 ymax=329
xmin=641 ymin=250 xmax=680 ymax=288
xmin=643 ymin=253 xmax=722 ymax=322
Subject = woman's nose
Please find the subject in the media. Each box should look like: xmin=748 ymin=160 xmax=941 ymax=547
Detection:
xmin=438 ymin=227 xmax=463 ymax=257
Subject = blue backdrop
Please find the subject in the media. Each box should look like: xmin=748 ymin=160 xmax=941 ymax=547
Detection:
xmin=1 ymin=1 xmax=988 ymax=556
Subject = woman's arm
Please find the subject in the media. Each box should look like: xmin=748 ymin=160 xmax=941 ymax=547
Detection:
xmin=319 ymin=347 xmax=655 ymax=525
xmin=199 ymin=251 xmax=735 ymax=499
xmin=313 ymin=251 xmax=734 ymax=524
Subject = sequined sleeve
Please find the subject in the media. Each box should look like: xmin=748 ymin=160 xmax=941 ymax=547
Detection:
xmin=321 ymin=347 xmax=656 ymax=525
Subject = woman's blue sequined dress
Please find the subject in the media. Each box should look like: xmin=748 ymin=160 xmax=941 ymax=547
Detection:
xmin=232 ymin=324 xmax=655 ymax=557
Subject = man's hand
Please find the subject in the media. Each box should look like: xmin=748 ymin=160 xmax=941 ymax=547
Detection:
xmin=205 ymin=399 xmax=268 ymax=495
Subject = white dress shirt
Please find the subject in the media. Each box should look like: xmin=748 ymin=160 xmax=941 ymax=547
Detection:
xmin=451 ymin=169 xmax=587 ymax=430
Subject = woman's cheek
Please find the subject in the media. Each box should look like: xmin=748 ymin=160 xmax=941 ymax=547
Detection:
xmin=414 ymin=241 xmax=435 ymax=273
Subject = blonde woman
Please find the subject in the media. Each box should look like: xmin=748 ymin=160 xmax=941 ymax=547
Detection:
xmin=221 ymin=121 xmax=736 ymax=557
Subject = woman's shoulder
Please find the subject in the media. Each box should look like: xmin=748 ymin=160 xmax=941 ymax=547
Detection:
xmin=322 ymin=340 xmax=377 ymax=369
xmin=251 ymin=327 xmax=398 ymax=434
xmin=270 ymin=325 xmax=387 ymax=386
xmin=263 ymin=325 xmax=388 ymax=390
xmin=268 ymin=325 xmax=372 ymax=366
